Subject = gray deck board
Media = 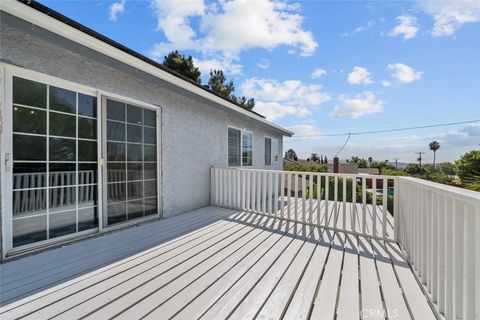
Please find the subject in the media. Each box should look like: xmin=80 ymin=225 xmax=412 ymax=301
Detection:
xmin=0 ymin=206 xmax=435 ymax=320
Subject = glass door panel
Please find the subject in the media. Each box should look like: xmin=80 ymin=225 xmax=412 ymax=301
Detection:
xmin=11 ymin=76 xmax=99 ymax=248
xmin=105 ymin=99 xmax=158 ymax=226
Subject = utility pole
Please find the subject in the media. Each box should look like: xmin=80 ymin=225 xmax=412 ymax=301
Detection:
xmin=393 ymin=158 xmax=399 ymax=171
xmin=415 ymin=152 xmax=425 ymax=168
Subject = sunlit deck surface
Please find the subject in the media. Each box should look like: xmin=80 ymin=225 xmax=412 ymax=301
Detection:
xmin=0 ymin=205 xmax=436 ymax=320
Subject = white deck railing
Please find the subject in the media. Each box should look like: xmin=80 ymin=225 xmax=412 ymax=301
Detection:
xmin=397 ymin=177 xmax=480 ymax=320
xmin=210 ymin=167 xmax=397 ymax=241
xmin=210 ymin=167 xmax=480 ymax=320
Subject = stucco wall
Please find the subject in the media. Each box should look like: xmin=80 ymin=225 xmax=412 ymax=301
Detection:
xmin=0 ymin=13 xmax=284 ymax=220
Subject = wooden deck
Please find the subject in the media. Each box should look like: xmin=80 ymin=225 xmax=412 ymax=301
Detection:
xmin=0 ymin=206 xmax=436 ymax=319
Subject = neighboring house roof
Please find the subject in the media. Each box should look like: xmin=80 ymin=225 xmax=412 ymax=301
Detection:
xmin=283 ymin=158 xmax=322 ymax=166
xmin=358 ymin=168 xmax=380 ymax=175
xmin=283 ymin=158 xmax=299 ymax=165
xmin=327 ymin=163 xmax=359 ymax=174
xmin=3 ymin=0 xmax=293 ymax=137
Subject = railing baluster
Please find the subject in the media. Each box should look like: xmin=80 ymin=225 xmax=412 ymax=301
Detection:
xmin=352 ymin=177 xmax=356 ymax=233
xmin=316 ymin=174 xmax=321 ymax=226
xmin=256 ymin=170 xmax=261 ymax=212
xmin=372 ymin=178 xmax=377 ymax=237
xmin=362 ymin=177 xmax=366 ymax=235
xmin=287 ymin=173 xmax=292 ymax=220
xmin=334 ymin=175 xmax=338 ymax=229
xmin=309 ymin=173 xmax=313 ymax=223
xmin=325 ymin=175 xmax=329 ymax=227
xmin=274 ymin=172 xmax=279 ymax=215
xmin=267 ymin=171 xmax=273 ymax=214
xmin=280 ymin=172 xmax=285 ymax=218
xmin=294 ymin=173 xmax=298 ymax=221
xmin=251 ymin=171 xmax=256 ymax=212
xmin=342 ymin=176 xmax=346 ymax=232
xmin=382 ymin=177 xmax=387 ymax=239
xmin=301 ymin=173 xmax=306 ymax=223
xmin=246 ymin=171 xmax=251 ymax=211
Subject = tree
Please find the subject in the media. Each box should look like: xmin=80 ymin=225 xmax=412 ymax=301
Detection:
xmin=368 ymin=157 xmax=373 ymax=165
xmin=438 ymin=162 xmax=455 ymax=176
xmin=320 ymin=155 xmax=324 ymax=164
xmin=429 ymin=141 xmax=440 ymax=170
xmin=455 ymin=150 xmax=480 ymax=183
xmin=324 ymin=156 xmax=328 ymax=164
xmin=285 ymin=148 xmax=297 ymax=161
xmin=349 ymin=156 xmax=368 ymax=168
xmin=163 ymin=51 xmax=201 ymax=83
xmin=310 ymin=153 xmax=320 ymax=163
xmin=404 ymin=163 xmax=426 ymax=175
xmin=208 ymin=70 xmax=235 ymax=97
xmin=208 ymin=70 xmax=255 ymax=110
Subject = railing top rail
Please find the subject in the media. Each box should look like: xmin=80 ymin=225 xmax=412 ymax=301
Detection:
xmin=398 ymin=175 xmax=480 ymax=203
xmin=211 ymin=167 xmax=399 ymax=180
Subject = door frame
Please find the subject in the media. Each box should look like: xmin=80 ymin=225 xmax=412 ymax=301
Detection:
xmin=0 ymin=64 xmax=163 ymax=258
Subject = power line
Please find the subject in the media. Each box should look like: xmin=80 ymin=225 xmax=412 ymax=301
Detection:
xmin=335 ymin=133 xmax=351 ymax=157
xmin=288 ymin=119 xmax=480 ymax=138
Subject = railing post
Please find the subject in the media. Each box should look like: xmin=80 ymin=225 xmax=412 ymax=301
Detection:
xmin=475 ymin=205 xmax=480 ymax=320
xmin=394 ymin=177 xmax=400 ymax=242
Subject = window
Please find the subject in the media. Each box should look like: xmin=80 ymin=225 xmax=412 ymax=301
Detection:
xmin=228 ymin=128 xmax=241 ymax=166
xmin=242 ymin=131 xmax=253 ymax=166
xmin=228 ymin=127 xmax=252 ymax=167
xmin=271 ymin=138 xmax=279 ymax=165
xmin=265 ymin=137 xmax=279 ymax=165
xmin=265 ymin=138 xmax=272 ymax=165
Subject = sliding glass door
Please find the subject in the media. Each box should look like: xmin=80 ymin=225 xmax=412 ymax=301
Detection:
xmin=104 ymin=98 xmax=159 ymax=226
xmin=3 ymin=67 xmax=161 ymax=254
xmin=10 ymin=76 xmax=99 ymax=248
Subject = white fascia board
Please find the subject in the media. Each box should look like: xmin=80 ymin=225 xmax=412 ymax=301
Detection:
xmin=0 ymin=0 xmax=294 ymax=137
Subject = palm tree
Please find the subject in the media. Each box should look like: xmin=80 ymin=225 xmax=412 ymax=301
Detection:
xmin=429 ymin=141 xmax=440 ymax=170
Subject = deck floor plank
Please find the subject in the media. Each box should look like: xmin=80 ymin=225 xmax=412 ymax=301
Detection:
xmin=371 ymin=238 xmax=411 ymax=319
xmin=358 ymin=236 xmax=385 ymax=320
xmin=336 ymin=233 xmax=360 ymax=320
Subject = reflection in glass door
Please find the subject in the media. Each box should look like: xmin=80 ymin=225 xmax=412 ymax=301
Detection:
xmin=11 ymin=76 xmax=99 ymax=248
xmin=105 ymin=98 xmax=158 ymax=226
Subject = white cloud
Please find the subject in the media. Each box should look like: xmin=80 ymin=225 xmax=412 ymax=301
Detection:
xmin=330 ymin=91 xmax=384 ymax=118
xmin=342 ymin=20 xmax=375 ymax=36
xmin=242 ymin=78 xmax=330 ymax=106
xmin=420 ymin=0 xmax=480 ymax=36
xmin=254 ymin=102 xmax=309 ymax=121
xmin=387 ymin=63 xmax=422 ymax=83
xmin=389 ymin=15 xmax=419 ymax=40
xmin=382 ymin=80 xmax=392 ymax=87
xmin=241 ymin=78 xmax=330 ymax=121
xmin=193 ymin=57 xmax=243 ymax=75
xmin=257 ymin=59 xmax=270 ymax=69
xmin=285 ymin=124 xmax=323 ymax=140
xmin=109 ymin=0 xmax=126 ymax=22
xmin=311 ymin=68 xmax=327 ymax=79
xmin=347 ymin=66 xmax=373 ymax=85
xmin=149 ymin=0 xmax=317 ymax=61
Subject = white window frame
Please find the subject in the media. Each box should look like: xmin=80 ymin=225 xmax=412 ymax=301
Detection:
xmin=0 ymin=63 xmax=163 ymax=258
xmin=227 ymin=126 xmax=253 ymax=167
xmin=265 ymin=136 xmax=279 ymax=166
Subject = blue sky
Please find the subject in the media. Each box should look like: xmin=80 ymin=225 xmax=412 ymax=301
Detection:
xmin=41 ymin=0 xmax=480 ymax=163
